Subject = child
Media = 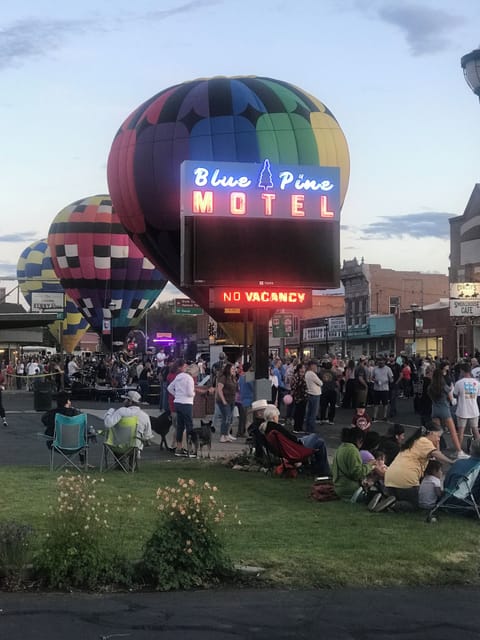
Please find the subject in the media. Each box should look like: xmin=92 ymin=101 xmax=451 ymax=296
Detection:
xmin=351 ymin=402 xmax=372 ymax=432
xmin=418 ymin=459 xmax=443 ymax=510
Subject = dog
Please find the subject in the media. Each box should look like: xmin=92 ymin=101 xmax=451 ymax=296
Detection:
xmin=188 ymin=419 xmax=215 ymax=458
xmin=150 ymin=413 xmax=173 ymax=451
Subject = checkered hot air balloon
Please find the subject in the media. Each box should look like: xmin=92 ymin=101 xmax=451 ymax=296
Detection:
xmin=107 ymin=75 xmax=350 ymax=290
xmin=47 ymin=195 xmax=167 ymax=346
xmin=17 ymin=239 xmax=89 ymax=353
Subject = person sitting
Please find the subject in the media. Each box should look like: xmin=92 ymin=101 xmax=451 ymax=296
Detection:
xmin=331 ymin=427 xmax=375 ymax=501
xmin=378 ymin=423 xmax=406 ymax=466
xmin=418 ymin=459 xmax=443 ymax=511
xmin=384 ymin=423 xmax=454 ymax=509
xmin=247 ymin=399 xmax=269 ymax=461
xmin=351 ymin=402 xmax=371 ymax=432
xmin=41 ymin=391 xmax=88 ymax=466
xmin=260 ymin=404 xmax=330 ymax=476
xmin=104 ymin=390 xmax=153 ymax=455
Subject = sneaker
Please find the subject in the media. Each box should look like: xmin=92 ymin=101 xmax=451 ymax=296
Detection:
xmin=2 ymin=420 xmax=7 ymax=427
xmin=456 ymin=451 xmax=470 ymax=460
xmin=188 ymin=451 xmax=197 ymax=458
xmin=328 ymin=421 xmax=335 ymax=425
xmin=350 ymin=486 xmax=365 ymax=503
xmin=219 ymin=435 xmax=229 ymax=443
xmin=367 ymin=492 xmax=383 ymax=512
xmin=174 ymin=448 xmax=189 ymax=457
xmin=227 ymin=434 xmax=237 ymax=441
xmin=373 ymin=496 xmax=397 ymax=513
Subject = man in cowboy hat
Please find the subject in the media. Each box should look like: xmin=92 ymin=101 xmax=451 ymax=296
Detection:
xmin=246 ymin=399 xmax=270 ymax=460
xmin=104 ymin=389 xmax=153 ymax=452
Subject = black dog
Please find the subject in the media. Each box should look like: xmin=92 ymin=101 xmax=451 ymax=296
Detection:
xmin=150 ymin=413 xmax=173 ymax=451
xmin=188 ymin=419 xmax=215 ymax=458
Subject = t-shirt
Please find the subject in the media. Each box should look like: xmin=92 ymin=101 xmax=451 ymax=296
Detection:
xmin=471 ymin=366 xmax=480 ymax=382
xmin=351 ymin=412 xmax=371 ymax=431
xmin=418 ymin=475 xmax=442 ymax=510
xmin=372 ymin=365 xmax=393 ymax=391
xmin=453 ymin=377 xmax=480 ymax=418
xmin=384 ymin=437 xmax=436 ymax=488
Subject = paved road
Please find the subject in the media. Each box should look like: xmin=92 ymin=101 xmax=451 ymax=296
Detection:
xmin=1 ymin=587 xmax=480 ymax=639
xmin=0 ymin=389 xmax=424 ymax=467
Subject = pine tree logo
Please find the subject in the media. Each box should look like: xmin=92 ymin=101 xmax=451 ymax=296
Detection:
xmin=258 ymin=159 xmax=274 ymax=190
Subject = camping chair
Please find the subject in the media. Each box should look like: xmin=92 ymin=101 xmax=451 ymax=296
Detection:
xmin=50 ymin=413 xmax=88 ymax=472
xmin=265 ymin=429 xmax=315 ymax=477
xmin=427 ymin=462 xmax=480 ymax=522
xmin=100 ymin=416 xmax=139 ymax=473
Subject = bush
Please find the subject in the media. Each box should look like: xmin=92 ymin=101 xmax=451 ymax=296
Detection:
xmin=141 ymin=478 xmax=235 ymax=590
xmin=33 ymin=474 xmax=133 ymax=590
xmin=0 ymin=521 xmax=34 ymax=590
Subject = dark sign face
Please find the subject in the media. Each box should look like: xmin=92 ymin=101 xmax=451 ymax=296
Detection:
xmin=181 ymin=159 xmax=340 ymax=289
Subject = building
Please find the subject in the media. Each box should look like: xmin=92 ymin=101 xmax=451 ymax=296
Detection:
xmin=340 ymin=258 xmax=449 ymax=359
xmin=449 ymin=184 xmax=480 ymax=358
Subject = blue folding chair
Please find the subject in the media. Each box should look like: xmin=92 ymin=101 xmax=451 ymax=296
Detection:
xmin=50 ymin=413 xmax=88 ymax=472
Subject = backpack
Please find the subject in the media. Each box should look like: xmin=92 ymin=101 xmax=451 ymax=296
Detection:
xmin=310 ymin=482 xmax=339 ymax=502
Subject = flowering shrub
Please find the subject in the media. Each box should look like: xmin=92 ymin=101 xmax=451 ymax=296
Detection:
xmin=34 ymin=474 xmax=133 ymax=590
xmin=141 ymin=478 xmax=234 ymax=590
xmin=0 ymin=521 xmax=34 ymax=590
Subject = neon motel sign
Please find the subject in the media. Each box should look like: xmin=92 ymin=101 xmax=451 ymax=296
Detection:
xmin=209 ymin=288 xmax=312 ymax=309
xmin=180 ymin=159 xmax=340 ymax=220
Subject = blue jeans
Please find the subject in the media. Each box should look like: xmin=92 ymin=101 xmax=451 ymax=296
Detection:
xmin=300 ymin=433 xmax=330 ymax=476
xmin=174 ymin=402 xmax=193 ymax=444
xmin=305 ymin=394 xmax=320 ymax=432
xmin=216 ymin=401 xmax=234 ymax=436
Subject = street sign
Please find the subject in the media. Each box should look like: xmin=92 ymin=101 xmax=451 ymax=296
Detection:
xmin=175 ymin=298 xmax=202 ymax=315
xmin=272 ymin=313 xmax=294 ymax=338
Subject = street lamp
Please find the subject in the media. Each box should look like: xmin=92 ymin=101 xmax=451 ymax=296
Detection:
xmin=410 ymin=303 xmax=419 ymax=356
xmin=461 ymin=48 xmax=480 ymax=99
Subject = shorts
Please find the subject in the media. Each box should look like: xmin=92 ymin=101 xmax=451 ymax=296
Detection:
xmin=456 ymin=416 xmax=479 ymax=431
xmin=431 ymin=404 xmax=452 ymax=421
xmin=373 ymin=390 xmax=389 ymax=406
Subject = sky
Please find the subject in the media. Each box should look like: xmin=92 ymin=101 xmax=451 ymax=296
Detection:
xmin=1 ymin=0 xmax=480 ymax=305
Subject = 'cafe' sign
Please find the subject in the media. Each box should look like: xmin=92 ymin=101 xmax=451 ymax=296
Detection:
xmin=180 ymin=159 xmax=340 ymax=221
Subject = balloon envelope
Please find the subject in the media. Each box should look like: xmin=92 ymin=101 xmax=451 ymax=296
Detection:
xmin=47 ymin=195 xmax=167 ymax=343
xmin=17 ymin=239 xmax=89 ymax=352
xmin=107 ymin=75 xmax=350 ymax=293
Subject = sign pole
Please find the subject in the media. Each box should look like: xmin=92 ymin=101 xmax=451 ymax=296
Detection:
xmin=253 ymin=309 xmax=271 ymax=401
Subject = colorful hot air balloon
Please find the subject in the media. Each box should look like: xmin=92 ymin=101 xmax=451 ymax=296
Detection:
xmin=17 ymin=239 xmax=89 ymax=353
xmin=107 ymin=75 xmax=350 ymax=293
xmin=47 ymin=195 xmax=167 ymax=345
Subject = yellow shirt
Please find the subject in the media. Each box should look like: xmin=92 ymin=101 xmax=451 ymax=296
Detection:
xmin=384 ymin=437 xmax=436 ymax=488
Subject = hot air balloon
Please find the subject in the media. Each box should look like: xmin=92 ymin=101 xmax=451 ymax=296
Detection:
xmin=17 ymin=239 xmax=89 ymax=353
xmin=47 ymin=195 xmax=167 ymax=348
xmin=107 ymin=75 xmax=350 ymax=296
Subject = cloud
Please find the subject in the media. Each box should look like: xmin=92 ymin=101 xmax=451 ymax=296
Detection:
xmin=0 ymin=231 xmax=39 ymax=243
xmin=0 ymin=263 xmax=18 ymax=277
xmin=360 ymin=211 xmax=453 ymax=239
xmin=350 ymin=0 xmax=465 ymax=56
xmin=0 ymin=1 xmax=221 ymax=70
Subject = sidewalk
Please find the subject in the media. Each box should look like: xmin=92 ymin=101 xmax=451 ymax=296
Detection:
xmin=0 ymin=389 xmax=422 ymax=467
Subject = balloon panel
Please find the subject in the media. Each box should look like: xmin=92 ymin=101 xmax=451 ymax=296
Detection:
xmin=48 ymin=195 xmax=167 ymax=338
xmin=107 ymin=76 xmax=350 ymax=287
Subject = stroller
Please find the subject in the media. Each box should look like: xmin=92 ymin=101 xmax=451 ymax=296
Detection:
xmin=426 ymin=461 xmax=480 ymax=522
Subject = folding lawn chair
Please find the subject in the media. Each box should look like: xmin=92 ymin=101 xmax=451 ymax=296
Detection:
xmin=265 ymin=429 xmax=315 ymax=477
xmin=427 ymin=462 xmax=480 ymax=522
xmin=100 ymin=416 xmax=139 ymax=473
xmin=50 ymin=413 xmax=88 ymax=472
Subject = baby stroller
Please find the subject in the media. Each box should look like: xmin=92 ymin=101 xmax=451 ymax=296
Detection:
xmin=426 ymin=461 xmax=480 ymax=522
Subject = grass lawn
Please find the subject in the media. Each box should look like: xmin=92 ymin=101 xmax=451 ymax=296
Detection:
xmin=1 ymin=461 xmax=479 ymax=588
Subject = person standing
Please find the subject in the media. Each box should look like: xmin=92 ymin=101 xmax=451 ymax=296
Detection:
xmin=319 ymin=361 xmax=337 ymax=425
xmin=305 ymin=360 xmax=322 ymax=433
xmin=0 ymin=371 xmax=7 ymax=426
xmin=453 ymin=362 xmax=480 ymax=446
xmin=428 ymin=368 xmax=468 ymax=459
xmin=372 ymin=358 xmax=393 ymax=422
xmin=167 ymin=362 xmax=196 ymax=456
xmin=353 ymin=356 xmax=369 ymax=408
xmin=215 ymin=362 xmax=238 ymax=443
xmin=290 ymin=363 xmax=308 ymax=432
